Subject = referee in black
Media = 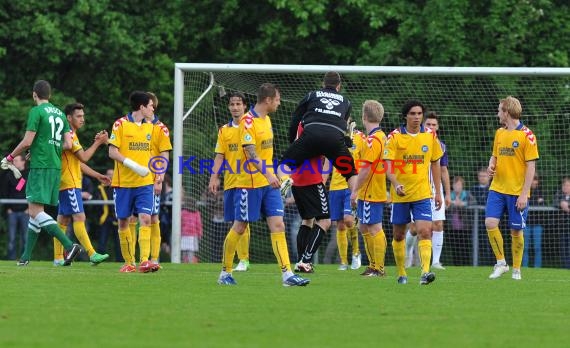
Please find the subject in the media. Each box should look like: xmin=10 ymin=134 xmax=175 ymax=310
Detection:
xmin=278 ymin=71 xmax=357 ymax=193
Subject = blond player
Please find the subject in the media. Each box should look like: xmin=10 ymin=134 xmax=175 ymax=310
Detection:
xmin=486 ymin=96 xmax=538 ymax=280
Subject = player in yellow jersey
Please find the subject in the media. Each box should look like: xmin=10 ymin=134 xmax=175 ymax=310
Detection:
xmin=350 ymin=101 xmax=388 ymax=277
xmin=217 ymin=83 xmax=309 ymax=286
xmin=486 ymin=96 xmax=538 ymax=280
xmin=209 ymin=92 xmax=252 ymax=271
xmin=325 ymin=119 xmax=365 ymax=271
xmin=109 ymin=91 xmax=155 ymax=273
xmin=53 ymin=103 xmax=111 ymax=266
xmin=384 ymin=100 xmax=443 ymax=285
xmin=142 ymin=92 xmax=172 ymax=271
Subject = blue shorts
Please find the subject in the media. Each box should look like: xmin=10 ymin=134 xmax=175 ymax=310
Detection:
xmin=114 ymin=185 xmax=154 ymax=219
xmin=391 ymin=199 xmax=432 ymax=225
xmin=58 ymin=188 xmax=84 ymax=216
xmin=357 ymin=200 xmax=384 ymax=225
xmin=329 ymin=189 xmax=352 ymax=221
xmin=234 ymin=186 xmax=284 ymax=222
xmin=224 ymin=189 xmax=237 ymax=222
xmin=485 ymin=190 xmax=528 ymax=230
xmin=152 ymin=194 xmax=161 ymax=215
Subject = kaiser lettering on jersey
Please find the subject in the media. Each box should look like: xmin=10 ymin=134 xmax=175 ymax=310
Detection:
xmin=129 ymin=142 xmax=150 ymax=151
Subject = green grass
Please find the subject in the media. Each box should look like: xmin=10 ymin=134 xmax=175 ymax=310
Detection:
xmin=0 ymin=261 xmax=568 ymax=348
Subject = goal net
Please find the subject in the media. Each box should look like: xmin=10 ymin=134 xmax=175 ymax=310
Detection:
xmin=172 ymin=64 xmax=570 ymax=269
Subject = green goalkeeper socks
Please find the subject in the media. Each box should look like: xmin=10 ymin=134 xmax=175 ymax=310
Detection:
xmin=21 ymin=229 xmax=39 ymax=261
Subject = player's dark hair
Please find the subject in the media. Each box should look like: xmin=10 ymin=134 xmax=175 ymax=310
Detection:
xmin=323 ymin=71 xmax=341 ymax=89
xmin=401 ymin=99 xmax=425 ymax=118
xmin=257 ymin=83 xmax=279 ymax=103
xmin=33 ymin=80 xmax=51 ymax=100
xmin=228 ymin=91 xmax=247 ymax=105
xmin=425 ymin=111 xmax=438 ymax=120
xmin=64 ymin=102 xmax=85 ymax=117
xmin=129 ymin=91 xmax=151 ymax=111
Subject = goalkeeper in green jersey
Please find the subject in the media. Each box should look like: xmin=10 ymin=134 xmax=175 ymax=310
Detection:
xmin=1 ymin=80 xmax=81 ymax=266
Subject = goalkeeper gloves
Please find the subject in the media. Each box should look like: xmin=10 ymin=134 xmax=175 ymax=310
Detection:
xmin=123 ymin=158 xmax=150 ymax=177
xmin=1 ymin=154 xmax=22 ymax=179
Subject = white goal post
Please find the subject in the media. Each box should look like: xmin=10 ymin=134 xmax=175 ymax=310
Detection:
xmin=172 ymin=64 xmax=570 ymax=267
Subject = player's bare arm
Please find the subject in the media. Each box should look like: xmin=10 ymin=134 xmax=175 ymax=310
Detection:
xmin=75 ymin=131 xmax=108 ymax=163
xmin=63 ymin=131 xmax=73 ymax=150
xmin=349 ymin=162 xmax=371 ymax=206
xmin=385 ymin=160 xmax=405 ymax=196
xmin=431 ymin=159 xmax=443 ymax=210
xmin=9 ymin=131 xmax=36 ymax=157
xmin=487 ymin=156 xmax=497 ymax=177
xmin=516 ymin=160 xmax=536 ymax=211
xmin=441 ymin=165 xmax=452 ymax=208
xmin=209 ymin=153 xmax=225 ymax=193
xmin=80 ymin=162 xmax=111 ymax=186
xmin=244 ymin=144 xmax=279 ymax=188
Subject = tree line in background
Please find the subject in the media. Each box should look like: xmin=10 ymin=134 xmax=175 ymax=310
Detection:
xmin=1 ymin=0 xmax=569 ymax=173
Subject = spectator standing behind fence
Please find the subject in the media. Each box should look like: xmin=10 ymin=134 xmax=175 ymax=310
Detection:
xmin=448 ymin=176 xmax=474 ymax=265
xmin=1 ymin=155 xmax=29 ymax=260
xmin=471 ymin=167 xmax=490 ymax=205
xmin=523 ymin=174 xmax=545 ymax=268
xmin=553 ymin=177 xmax=570 ymax=269
xmin=181 ymin=197 xmax=203 ymax=263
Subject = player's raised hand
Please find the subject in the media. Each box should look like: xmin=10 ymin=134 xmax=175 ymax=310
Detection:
xmin=95 ymin=130 xmax=109 ymax=145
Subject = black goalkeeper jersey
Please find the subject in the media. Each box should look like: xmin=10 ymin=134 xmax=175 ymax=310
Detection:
xmin=288 ymin=87 xmax=352 ymax=143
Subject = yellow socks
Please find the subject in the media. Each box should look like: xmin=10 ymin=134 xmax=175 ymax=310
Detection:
xmin=236 ymin=224 xmax=250 ymax=261
xmin=511 ymin=233 xmax=524 ymax=269
xmin=129 ymin=221 xmax=137 ymax=261
xmin=336 ymin=228 xmax=348 ymax=265
xmin=418 ymin=239 xmax=432 ymax=274
xmin=222 ymin=229 xmax=241 ymax=272
xmin=138 ymin=225 xmax=151 ymax=262
xmin=372 ymin=229 xmax=387 ymax=272
xmin=392 ymin=239 xmax=406 ymax=276
xmin=53 ymin=223 xmax=66 ymax=260
xmin=362 ymin=232 xmax=375 ymax=269
xmin=270 ymin=231 xmax=291 ymax=272
xmin=487 ymin=227 xmax=505 ymax=262
xmin=73 ymin=221 xmax=95 ymax=257
xmin=119 ymin=227 xmax=134 ymax=264
xmin=348 ymin=225 xmax=360 ymax=256
xmin=150 ymin=222 xmax=161 ymax=261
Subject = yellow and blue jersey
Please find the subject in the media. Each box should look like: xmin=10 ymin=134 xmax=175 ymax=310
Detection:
xmin=383 ymin=125 xmax=443 ymax=203
xmin=214 ymin=121 xmax=241 ymax=190
xmin=60 ymin=130 xmax=83 ymax=190
xmin=490 ymin=123 xmax=539 ymax=196
xmin=235 ymin=110 xmax=275 ymax=189
xmin=109 ymin=114 xmax=154 ymax=188
xmin=330 ymin=130 xmax=366 ymax=191
xmin=358 ymin=128 xmax=387 ymax=202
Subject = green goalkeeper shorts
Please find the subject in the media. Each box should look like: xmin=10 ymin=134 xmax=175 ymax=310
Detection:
xmin=26 ymin=168 xmax=61 ymax=206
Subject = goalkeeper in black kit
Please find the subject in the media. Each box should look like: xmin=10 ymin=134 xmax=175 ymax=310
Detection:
xmin=277 ymin=71 xmax=357 ymax=194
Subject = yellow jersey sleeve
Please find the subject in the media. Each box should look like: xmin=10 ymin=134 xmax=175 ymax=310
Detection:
xmin=216 ymin=124 xmax=241 ymax=190
xmin=383 ymin=128 xmax=439 ymax=203
xmin=60 ymin=131 xmax=83 ymax=190
xmin=110 ymin=116 xmax=154 ymax=188
xmin=235 ymin=113 xmax=274 ymax=188
xmin=152 ymin=121 xmax=172 ymax=156
xmin=358 ymin=131 xmax=387 ymax=202
xmin=490 ymin=125 xmax=539 ymax=196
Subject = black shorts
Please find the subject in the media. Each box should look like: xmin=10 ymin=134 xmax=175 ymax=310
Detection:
xmin=280 ymin=126 xmax=356 ymax=179
xmin=291 ymin=183 xmax=330 ymax=220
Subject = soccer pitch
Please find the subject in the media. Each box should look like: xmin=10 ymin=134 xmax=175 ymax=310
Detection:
xmin=0 ymin=262 xmax=568 ymax=348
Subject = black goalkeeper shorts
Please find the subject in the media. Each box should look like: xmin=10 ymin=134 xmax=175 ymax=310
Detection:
xmin=291 ymin=183 xmax=330 ymax=220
